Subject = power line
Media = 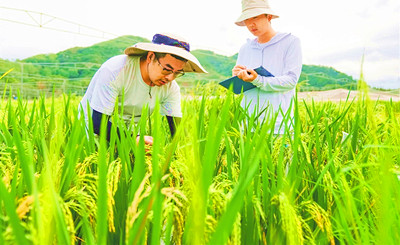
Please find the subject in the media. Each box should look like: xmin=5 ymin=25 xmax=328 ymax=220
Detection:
xmin=1 ymin=61 xmax=98 ymax=85
xmin=0 ymin=6 xmax=118 ymax=39
xmin=4 ymin=73 xmax=91 ymax=81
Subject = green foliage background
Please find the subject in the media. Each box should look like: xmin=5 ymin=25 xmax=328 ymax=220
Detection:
xmin=0 ymin=35 xmax=357 ymax=92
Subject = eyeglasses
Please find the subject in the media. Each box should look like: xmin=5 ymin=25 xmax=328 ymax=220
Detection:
xmin=155 ymin=57 xmax=185 ymax=78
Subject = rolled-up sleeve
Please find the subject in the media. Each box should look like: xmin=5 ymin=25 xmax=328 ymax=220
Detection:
xmin=90 ymin=67 xmax=119 ymax=116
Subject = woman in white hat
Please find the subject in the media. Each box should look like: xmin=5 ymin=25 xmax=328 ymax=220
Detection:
xmin=79 ymin=33 xmax=207 ymax=145
xmin=232 ymin=0 xmax=302 ymax=134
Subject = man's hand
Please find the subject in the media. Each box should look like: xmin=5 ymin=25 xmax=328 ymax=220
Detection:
xmin=136 ymin=135 xmax=154 ymax=145
xmin=238 ymin=69 xmax=258 ymax=82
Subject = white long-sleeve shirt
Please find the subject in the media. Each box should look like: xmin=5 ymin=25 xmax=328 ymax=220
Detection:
xmin=236 ymin=32 xmax=302 ymax=134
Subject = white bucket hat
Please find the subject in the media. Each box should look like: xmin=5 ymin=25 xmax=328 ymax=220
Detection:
xmin=124 ymin=33 xmax=207 ymax=73
xmin=235 ymin=0 xmax=279 ymax=26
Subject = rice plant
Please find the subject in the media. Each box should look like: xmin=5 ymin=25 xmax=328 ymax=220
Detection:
xmin=0 ymin=81 xmax=399 ymax=244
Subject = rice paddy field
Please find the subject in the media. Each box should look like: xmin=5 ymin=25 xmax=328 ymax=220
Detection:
xmin=0 ymin=81 xmax=399 ymax=244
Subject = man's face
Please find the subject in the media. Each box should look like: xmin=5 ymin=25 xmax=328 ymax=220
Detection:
xmin=148 ymin=53 xmax=186 ymax=86
xmin=244 ymin=14 xmax=272 ymax=37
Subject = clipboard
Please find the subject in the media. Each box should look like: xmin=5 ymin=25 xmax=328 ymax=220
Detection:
xmin=219 ymin=66 xmax=274 ymax=94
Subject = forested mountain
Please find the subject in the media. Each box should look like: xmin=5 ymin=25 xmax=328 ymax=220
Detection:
xmin=0 ymin=35 xmax=357 ymax=92
xmin=299 ymin=65 xmax=357 ymax=91
xmin=24 ymin=36 xmax=148 ymax=64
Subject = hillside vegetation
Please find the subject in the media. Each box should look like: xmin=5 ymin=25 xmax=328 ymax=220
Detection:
xmin=0 ymin=35 xmax=357 ymax=93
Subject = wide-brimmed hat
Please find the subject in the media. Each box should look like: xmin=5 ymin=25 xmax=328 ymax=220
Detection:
xmin=124 ymin=33 xmax=207 ymax=73
xmin=235 ymin=0 xmax=279 ymax=26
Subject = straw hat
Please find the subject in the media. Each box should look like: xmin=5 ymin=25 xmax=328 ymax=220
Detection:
xmin=124 ymin=33 xmax=207 ymax=73
xmin=235 ymin=0 xmax=279 ymax=26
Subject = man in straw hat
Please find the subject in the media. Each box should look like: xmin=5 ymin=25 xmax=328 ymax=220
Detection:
xmin=79 ymin=33 xmax=207 ymax=145
xmin=232 ymin=0 xmax=302 ymax=134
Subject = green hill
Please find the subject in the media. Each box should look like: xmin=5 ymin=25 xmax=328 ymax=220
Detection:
xmin=0 ymin=35 xmax=357 ymax=93
xmin=24 ymin=35 xmax=148 ymax=64
xmin=299 ymin=65 xmax=357 ymax=91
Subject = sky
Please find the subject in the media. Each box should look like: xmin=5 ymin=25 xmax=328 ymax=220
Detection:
xmin=0 ymin=0 xmax=399 ymax=88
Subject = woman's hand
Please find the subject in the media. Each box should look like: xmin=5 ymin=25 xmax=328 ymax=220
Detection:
xmin=232 ymin=65 xmax=246 ymax=76
xmin=237 ymin=69 xmax=258 ymax=82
